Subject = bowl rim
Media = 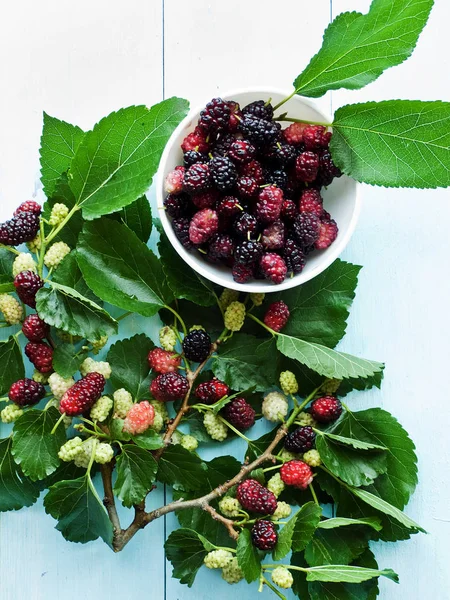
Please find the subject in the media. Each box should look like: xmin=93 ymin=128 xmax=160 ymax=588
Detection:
xmin=156 ymin=86 xmax=362 ymax=293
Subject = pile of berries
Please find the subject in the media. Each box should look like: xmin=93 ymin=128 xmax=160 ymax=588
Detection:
xmin=163 ymin=97 xmax=341 ymax=284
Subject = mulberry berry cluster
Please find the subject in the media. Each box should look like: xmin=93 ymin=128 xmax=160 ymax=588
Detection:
xmin=164 ymin=97 xmax=341 ymax=284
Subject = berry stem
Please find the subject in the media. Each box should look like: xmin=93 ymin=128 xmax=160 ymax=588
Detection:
xmin=0 ymin=244 xmax=20 ymax=255
xmin=164 ymin=304 xmax=188 ymax=336
xmin=285 ymin=385 xmax=321 ymax=428
xmin=218 ymin=415 xmax=252 ymax=443
xmin=247 ymin=313 xmax=276 ymax=336
xmin=274 ymin=116 xmax=332 ymax=127
xmin=50 ymin=412 xmax=66 ymax=434
xmin=309 ymin=481 xmax=319 ymax=505
xmin=272 ymin=90 xmax=296 ymax=111
xmin=260 ymin=576 xmax=287 ymax=600
xmin=262 ymin=463 xmax=282 ymax=473
xmin=45 ymin=203 xmax=80 ymax=245
xmin=116 ymin=311 xmax=132 ymax=322
xmin=37 ymin=217 xmax=47 ymax=277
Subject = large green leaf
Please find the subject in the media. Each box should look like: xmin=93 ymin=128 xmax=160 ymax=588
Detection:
xmin=331 ymin=100 xmax=450 ymax=189
xmin=276 ymin=333 xmax=384 ymax=380
xmin=107 ymin=334 xmax=154 ymax=401
xmin=109 ymin=195 xmax=152 ymax=243
xmin=0 ymin=337 xmax=25 ymax=396
xmin=40 ymin=112 xmax=85 ymax=198
xmin=204 ymin=455 xmax=241 ymax=490
xmin=304 ymin=565 xmax=398 ymax=585
xmin=0 ymin=438 xmax=40 ymax=511
xmin=165 ymin=528 xmax=213 ymax=587
xmin=304 ymin=527 xmax=370 ymax=567
xmin=68 ymin=99 xmax=189 ymax=219
xmin=44 ymin=474 xmax=113 ymax=546
xmin=211 ymin=334 xmax=278 ymax=392
xmin=113 ymin=444 xmax=158 ymax=508
xmin=52 ymin=251 xmax=100 ymax=303
xmin=158 ymin=233 xmax=216 ymax=307
xmin=293 ymin=0 xmax=434 ymax=97
xmin=316 ymin=434 xmax=387 ymax=487
xmin=318 ymin=517 xmax=382 ymax=532
xmin=346 ymin=486 xmax=425 ymax=533
xmin=329 ymin=408 xmax=418 ymax=508
xmin=11 ymin=408 xmax=66 ymax=481
xmin=36 ymin=281 xmax=117 ymax=341
xmin=156 ymin=445 xmax=208 ymax=491
xmin=274 ymin=260 xmax=361 ymax=346
xmin=236 ymin=528 xmax=261 ymax=583
xmin=77 ymin=218 xmax=172 ymax=316
xmin=308 ymin=549 xmax=381 ymax=600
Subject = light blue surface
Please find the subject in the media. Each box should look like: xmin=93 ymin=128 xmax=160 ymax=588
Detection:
xmin=1 ymin=1 xmax=450 ymax=599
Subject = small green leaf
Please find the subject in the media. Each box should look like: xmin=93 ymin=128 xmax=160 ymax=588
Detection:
xmin=36 ymin=281 xmax=117 ymax=341
xmin=52 ymin=344 xmax=88 ymax=378
xmin=0 ymin=438 xmax=40 ymax=511
xmin=212 ymin=334 xmax=278 ymax=392
xmin=291 ymin=502 xmax=323 ymax=553
xmin=158 ymin=233 xmax=216 ymax=307
xmin=316 ymin=434 xmax=387 ymax=487
xmin=164 ymin=528 xmax=211 ymax=587
xmin=0 ymin=337 xmax=25 ymax=396
xmin=276 ymin=333 xmax=384 ymax=381
xmin=331 ymin=100 xmax=450 ymax=189
xmin=68 ymin=99 xmax=189 ymax=220
xmin=40 ymin=112 xmax=85 ymax=197
xmin=107 ymin=334 xmax=155 ymax=401
xmin=346 ymin=487 xmax=425 ymax=532
xmin=236 ymin=528 xmax=261 ymax=583
xmin=113 ymin=444 xmax=158 ymax=508
xmin=304 ymin=564 xmax=398 ymax=584
xmin=293 ymin=0 xmax=434 ymax=97
xmin=108 ymin=418 xmax=131 ymax=442
xmin=305 ymin=527 xmax=370 ymax=567
xmin=274 ymin=260 xmax=361 ymax=347
xmin=318 ymin=517 xmax=382 ymax=532
xmin=109 ymin=195 xmax=152 ymax=243
xmin=318 ymin=430 xmax=387 ymax=451
xmin=44 ymin=474 xmax=114 ymax=546
xmin=157 ymin=445 xmax=208 ymax=491
xmin=133 ymin=428 xmax=164 ymax=450
xmin=77 ymin=218 xmax=172 ymax=316
xmin=11 ymin=408 xmax=66 ymax=481
xmin=184 ymin=410 xmax=211 ymax=443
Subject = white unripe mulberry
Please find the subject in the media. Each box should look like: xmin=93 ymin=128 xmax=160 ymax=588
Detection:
xmin=58 ymin=437 xmax=83 ymax=461
xmin=48 ymin=372 xmax=75 ymax=400
xmin=204 ymin=549 xmax=233 ymax=569
xmin=90 ymin=396 xmax=113 ymax=422
xmin=1 ymin=404 xmax=24 ymax=423
xmin=44 ymin=241 xmax=71 ymax=268
xmin=80 ymin=357 xmax=111 ymax=379
xmin=219 ymin=496 xmax=242 ymax=517
xmin=262 ymin=391 xmax=289 ymax=422
xmin=271 ymin=566 xmax=293 ymax=589
xmin=12 ymin=252 xmax=37 ymax=277
xmin=49 ymin=203 xmax=69 ymax=226
xmin=0 ymin=294 xmax=23 ymax=324
xmin=113 ymin=388 xmax=133 ymax=418
xmin=204 ymin=412 xmax=228 ymax=441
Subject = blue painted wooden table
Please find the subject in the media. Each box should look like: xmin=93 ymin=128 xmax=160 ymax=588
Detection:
xmin=1 ymin=1 xmax=449 ymax=598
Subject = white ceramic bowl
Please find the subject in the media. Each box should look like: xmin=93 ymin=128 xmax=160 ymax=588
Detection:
xmin=156 ymin=88 xmax=361 ymax=293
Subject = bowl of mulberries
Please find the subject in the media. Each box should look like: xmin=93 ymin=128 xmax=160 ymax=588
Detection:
xmin=157 ymin=88 xmax=360 ymax=291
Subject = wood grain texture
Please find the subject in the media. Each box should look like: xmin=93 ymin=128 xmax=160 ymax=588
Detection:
xmin=1 ymin=0 xmax=450 ymax=598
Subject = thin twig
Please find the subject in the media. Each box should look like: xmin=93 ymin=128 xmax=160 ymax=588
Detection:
xmin=115 ymin=425 xmax=288 ymax=551
xmin=100 ymin=462 xmax=122 ymax=547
